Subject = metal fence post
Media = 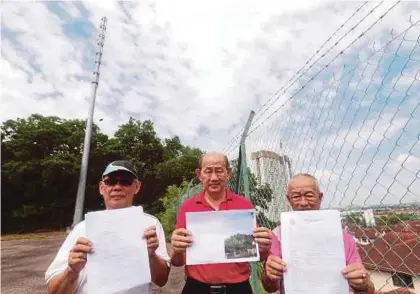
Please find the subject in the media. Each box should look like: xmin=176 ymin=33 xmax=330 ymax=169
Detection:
xmin=237 ymin=111 xmax=259 ymax=293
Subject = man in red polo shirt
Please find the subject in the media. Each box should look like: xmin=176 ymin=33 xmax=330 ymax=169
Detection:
xmin=170 ymin=152 xmax=272 ymax=294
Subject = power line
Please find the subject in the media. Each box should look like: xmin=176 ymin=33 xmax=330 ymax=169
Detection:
xmin=247 ymin=1 xmax=401 ymax=136
xmin=250 ymin=0 xmax=388 ymax=129
xmin=222 ymin=1 xmax=373 ymax=155
xmin=252 ymin=1 xmax=371 ymax=124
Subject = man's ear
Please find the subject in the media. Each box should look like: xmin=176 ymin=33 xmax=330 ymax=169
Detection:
xmin=99 ymin=181 xmax=105 ymax=195
xmin=99 ymin=181 xmax=106 ymax=204
xmin=319 ymin=192 xmax=324 ymax=202
xmin=195 ymin=168 xmax=201 ymax=180
xmin=135 ymin=180 xmax=141 ymax=194
xmin=226 ymin=167 xmax=232 ymax=179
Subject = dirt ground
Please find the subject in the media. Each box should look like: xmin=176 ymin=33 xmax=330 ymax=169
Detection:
xmin=1 ymin=235 xmax=185 ymax=294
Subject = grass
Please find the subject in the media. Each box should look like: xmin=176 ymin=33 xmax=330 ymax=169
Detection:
xmin=1 ymin=230 xmax=67 ymax=241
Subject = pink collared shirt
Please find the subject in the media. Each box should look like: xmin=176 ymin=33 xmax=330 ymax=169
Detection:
xmin=270 ymin=225 xmax=362 ymax=264
xmin=270 ymin=225 xmax=362 ymax=293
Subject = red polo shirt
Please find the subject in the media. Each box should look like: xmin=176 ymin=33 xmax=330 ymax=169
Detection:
xmin=175 ymin=188 xmax=254 ymax=284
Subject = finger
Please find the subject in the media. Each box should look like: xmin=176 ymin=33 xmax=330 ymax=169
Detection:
xmin=254 ymin=226 xmax=269 ymax=231
xmin=349 ymin=278 xmax=366 ymax=286
xmin=172 ymin=235 xmax=193 ymax=244
xmin=268 ymin=257 xmax=287 ymax=268
xmin=71 ymin=252 xmax=87 ymax=260
xmin=144 ymin=230 xmax=157 ymax=238
xmin=76 ymin=237 xmax=93 ymax=247
xmin=343 ymin=271 xmax=367 ymax=279
xmin=148 ymin=242 xmax=159 ymax=249
xmin=267 ymin=268 xmax=284 ymax=278
xmin=267 ymin=261 xmax=286 ymax=272
xmin=267 ymin=263 xmax=285 ymax=274
xmin=148 ymin=239 xmax=159 ymax=246
xmin=147 ymin=237 xmax=158 ymax=245
xmin=253 ymin=230 xmax=271 ymax=237
xmin=175 ymin=228 xmax=192 ymax=236
xmin=70 ymin=258 xmax=87 ymax=267
xmin=341 ymin=264 xmax=360 ymax=274
xmin=266 ymin=271 xmax=282 ymax=281
xmin=72 ymin=244 xmax=93 ymax=253
xmin=173 ymin=240 xmax=192 ymax=249
xmin=255 ymin=237 xmax=271 ymax=245
xmin=145 ymin=225 xmax=156 ymax=231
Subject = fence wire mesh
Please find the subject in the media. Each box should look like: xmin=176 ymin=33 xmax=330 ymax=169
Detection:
xmin=230 ymin=6 xmax=419 ymax=294
xmin=178 ymin=2 xmax=419 ymax=293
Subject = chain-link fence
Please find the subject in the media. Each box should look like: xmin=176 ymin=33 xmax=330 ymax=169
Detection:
xmin=177 ymin=2 xmax=419 ymax=293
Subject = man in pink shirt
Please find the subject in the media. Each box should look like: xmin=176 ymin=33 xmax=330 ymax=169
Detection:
xmin=261 ymin=173 xmax=375 ymax=294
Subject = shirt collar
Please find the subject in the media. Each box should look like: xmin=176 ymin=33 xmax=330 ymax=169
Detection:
xmin=196 ymin=188 xmax=234 ymax=205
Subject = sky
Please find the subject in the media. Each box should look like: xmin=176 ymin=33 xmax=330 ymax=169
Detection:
xmin=0 ymin=0 xmax=397 ymax=151
xmin=2 ymin=1 xmax=419 ymax=208
xmin=187 ymin=210 xmax=255 ymax=235
xmin=238 ymin=1 xmax=420 ymax=209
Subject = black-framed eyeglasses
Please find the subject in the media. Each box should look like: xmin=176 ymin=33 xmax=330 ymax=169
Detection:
xmin=103 ymin=177 xmax=134 ymax=187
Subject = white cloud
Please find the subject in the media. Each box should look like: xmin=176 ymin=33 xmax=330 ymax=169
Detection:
xmin=235 ymin=1 xmax=420 ymax=207
xmin=0 ymin=0 xmax=373 ymax=150
xmin=1 ymin=1 xmax=419 ymax=207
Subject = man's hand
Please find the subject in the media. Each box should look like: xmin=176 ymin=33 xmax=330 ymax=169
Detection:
xmin=144 ymin=226 xmax=159 ymax=256
xmin=253 ymin=227 xmax=272 ymax=254
xmin=68 ymin=237 xmax=94 ymax=275
xmin=342 ymin=263 xmax=370 ymax=291
xmin=170 ymin=228 xmax=193 ymax=254
xmin=265 ymin=255 xmax=287 ymax=281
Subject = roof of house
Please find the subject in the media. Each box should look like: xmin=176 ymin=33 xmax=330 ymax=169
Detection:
xmin=359 ymin=232 xmax=420 ymax=276
xmin=376 ymin=288 xmax=416 ymax=294
xmin=346 ymin=224 xmax=380 ymax=239
xmin=393 ymin=220 xmax=420 ymax=234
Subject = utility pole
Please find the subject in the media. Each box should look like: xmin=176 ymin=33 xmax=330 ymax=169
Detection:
xmin=72 ymin=17 xmax=107 ymax=228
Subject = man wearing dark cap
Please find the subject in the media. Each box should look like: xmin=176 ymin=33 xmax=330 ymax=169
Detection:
xmin=45 ymin=160 xmax=170 ymax=294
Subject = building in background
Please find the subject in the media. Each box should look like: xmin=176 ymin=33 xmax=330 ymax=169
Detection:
xmin=250 ymin=149 xmax=292 ymax=222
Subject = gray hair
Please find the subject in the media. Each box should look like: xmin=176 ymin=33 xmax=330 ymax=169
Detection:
xmin=288 ymin=173 xmax=321 ymax=192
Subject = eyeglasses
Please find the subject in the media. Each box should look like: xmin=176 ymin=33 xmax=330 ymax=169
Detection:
xmin=103 ymin=177 xmax=134 ymax=187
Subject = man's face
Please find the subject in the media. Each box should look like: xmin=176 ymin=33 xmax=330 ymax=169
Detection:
xmin=287 ymin=176 xmax=323 ymax=211
xmin=196 ymin=154 xmax=231 ymax=194
xmin=99 ymin=171 xmax=141 ymax=209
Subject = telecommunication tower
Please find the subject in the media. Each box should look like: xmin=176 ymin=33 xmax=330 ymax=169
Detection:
xmin=72 ymin=17 xmax=108 ymax=228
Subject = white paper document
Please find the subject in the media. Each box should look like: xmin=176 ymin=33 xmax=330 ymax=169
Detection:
xmin=281 ymin=210 xmax=349 ymax=294
xmin=85 ymin=206 xmax=151 ymax=294
xmin=186 ymin=209 xmax=259 ymax=265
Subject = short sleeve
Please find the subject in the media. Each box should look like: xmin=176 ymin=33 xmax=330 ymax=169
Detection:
xmin=154 ymin=219 xmax=170 ymax=266
xmin=45 ymin=222 xmax=85 ymax=285
xmin=244 ymin=198 xmax=254 ymax=209
xmin=344 ymin=231 xmax=362 ymax=265
xmin=175 ymin=201 xmax=187 ymax=229
xmin=270 ymin=225 xmax=282 ymax=257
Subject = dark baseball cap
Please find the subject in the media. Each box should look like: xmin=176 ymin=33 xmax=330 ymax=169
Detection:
xmin=102 ymin=160 xmax=138 ymax=179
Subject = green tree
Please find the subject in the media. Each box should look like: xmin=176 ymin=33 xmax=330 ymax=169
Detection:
xmin=157 ymin=181 xmax=189 ymax=239
xmin=1 ymin=114 xmax=107 ymax=233
xmin=1 ymin=114 xmax=202 ymax=234
xmin=225 ymin=233 xmax=254 ymax=254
